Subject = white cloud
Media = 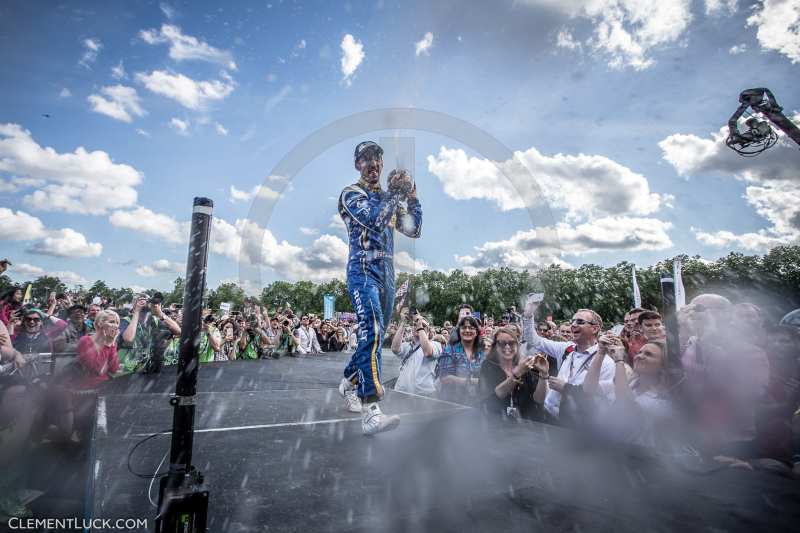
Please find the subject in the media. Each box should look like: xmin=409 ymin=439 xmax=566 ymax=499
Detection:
xmin=7 ymin=263 xmax=86 ymax=285
xmin=427 ymin=146 xmax=665 ymax=220
xmin=109 ymin=206 xmax=190 ymax=244
xmin=522 ymin=0 xmax=693 ymax=70
xmin=415 ymin=32 xmax=434 ymax=56
xmin=170 ymin=117 xmax=190 ymax=135
xmin=660 ymin=121 xmax=800 ymax=250
xmin=79 ymin=38 xmax=102 ymax=68
xmin=136 ymin=70 xmax=235 ymax=110
xmin=693 ymin=227 xmax=792 ymax=250
xmin=212 ymin=218 xmax=349 ymax=282
xmin=11 ymin=263 xmax=45 ymax=276
xmin=340 ymin=34 xmax=364 ymax=86
xmin=136 ymin=258 xmax=184 ymax=277
xmin=136 ymin=128 xmax=150 ymax=137
xmin=59 ymin=88 xmax=72 ymax=98
xmin=228 ymin=184 xmax=280 ymax=203
xmin=139 ymin=24 xmax=237 ymax=70
xmin=111 ymin=61 xmax=127 ymax=80
xmin=88 ymin=85 xmax=146 ymax=123
xmin=0 ymin=123 xmax=141 ymax=215
xmin=27 ymin=228 xmax=102 ymax=258
xmin=556 ymin=29 xmax=582 ymax=50
xmin=456 ymin=216 xmax=673 ymax=270
xmin=747 ymin=0 xmax=800 ymax=63
xmin=51 ymin=271 xmax=88 ymax=285
xmin=328 ymin=213 xmax=346 ymax=231
xmin=395 ymin=251 xmax=429 ymax=272
xmin=0 ymin=208 xmax=47 ymax=240
xmin=705 ymin=0 xmax=738 ymax=15
xmin=729 ymin=43 xmax=747 ymax=55
xmin=215 ymin=122 xmax=228 ymax=136
xmin=299 ymin=227 xmax=319 ymax=236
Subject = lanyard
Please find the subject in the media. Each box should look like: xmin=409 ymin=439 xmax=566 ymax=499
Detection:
xmin=568 ymin=350 xmax=595 ymax=381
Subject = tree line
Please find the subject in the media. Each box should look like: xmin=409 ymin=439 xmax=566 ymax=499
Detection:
xmin=2 ymin=246 xmax=798 ymax=325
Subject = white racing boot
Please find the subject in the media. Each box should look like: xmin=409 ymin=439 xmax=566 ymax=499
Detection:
xmin=338 ymin=377 xmax=362 ymax=413
xmin=361 ymin=402 xmax=400 ymax=436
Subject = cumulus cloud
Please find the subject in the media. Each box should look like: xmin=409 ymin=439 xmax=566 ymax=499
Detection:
xmin=340 ymin=34 xmax=364 ymax=86
xmin=556 ymin=29 xmax=582 ymax=50
xmin=79 ymin=38 xmax=102 ymax=68
xmin=456 ymin=216 xmax=673 ymax=270
xmin=747 ymin=0 xmax=800 ymax=63
xmin=705 ymin=0 xmax=738 ymax=15
xmin=139 ymin=24 xmax=237 ymax=70
xmin=211 ymin=218 xmax=349 ymax=282
xmin=109 ymin=206 xmax=190 ymax=244
xmin=660 ymin=120 xmax=800 ymax=250
xmin=136 ymin=258 xmax=184 ymax=277
xmin=415 ymin=32 xmax=434 ymax=56
xmin=27 ymin=228 xmax=102 ymax=258
xmin=0 ymin=208 xmax=47 ymax=240
xmin=170 ymin=117 xmax=189 ymax=135
xmin=523 ymin=0 xmax=692 ymax=70
xmin=299 ymin=227 xmax=319 ymax=236
xmin=0 ymin=123 xmax=141 ymax=215
xmin=395 ymin=251 xmax=429 ymax=272
xmin=228 ymin=184 xmax=281 ymax=203
xmin=427 ymin=146 xmax=665 ymax=220
xmin=7 ymin=262 xmax=87 ymax=285
xmin=329 ymin=213 xmax=346 ymax=232
xmin=136 ymin=70 xmax=235 ymax=110
xmin=215 ymin=122 xmax=228 ymax=136
xmin=10 ymin=263 xmax=45 ymax=276
xmin=88 ymin=85 xmax=146 ymax=122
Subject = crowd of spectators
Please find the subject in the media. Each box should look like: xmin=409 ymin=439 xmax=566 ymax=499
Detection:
xmin=1 ymin=260 xmax=800 ymax=518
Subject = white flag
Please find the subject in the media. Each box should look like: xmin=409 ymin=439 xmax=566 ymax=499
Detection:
xmin=632 ymin=264 xmax=642 ymax=308
xmin=673 ymin=257 xmax=686 ymax=310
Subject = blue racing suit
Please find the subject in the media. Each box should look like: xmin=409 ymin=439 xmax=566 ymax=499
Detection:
xmin=338 ymin=179 xmax=423 ymax=399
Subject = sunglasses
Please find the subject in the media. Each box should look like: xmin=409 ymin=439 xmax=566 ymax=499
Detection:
xmin=24 ymin=317 xmax=41 ymax=323
xmin=459 ymin=325 xmax=477 ymax=331
xmin=571 ymin=318 xmax=598 ymax=326
xmin=495 ymin=340 xmax=516 ymax=349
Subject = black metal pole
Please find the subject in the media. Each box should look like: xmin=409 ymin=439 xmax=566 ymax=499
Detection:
xmin=156 ymin=197 xmax=213 ymax=532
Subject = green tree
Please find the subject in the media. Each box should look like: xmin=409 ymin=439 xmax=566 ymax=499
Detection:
xmin=207 ymin=282 xmax=245 ymax=312
xmin=30 ymin=275 xmax=67 ymax=302
xmin=164 ymin=277 xmax=185 ymax=306
xmin=89 ymin=280 xmax=114 ymax=301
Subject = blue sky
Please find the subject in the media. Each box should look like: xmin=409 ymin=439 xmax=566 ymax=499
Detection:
xmin=1 ymin=0 xmax=798 ymax=293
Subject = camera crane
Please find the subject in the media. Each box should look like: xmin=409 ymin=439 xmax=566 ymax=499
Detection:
xmin=726 ymin=88 xmax=800 ymax=157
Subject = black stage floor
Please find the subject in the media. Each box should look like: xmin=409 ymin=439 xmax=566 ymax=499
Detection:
xmin=76 ymin=352 xmax=800 ymax=532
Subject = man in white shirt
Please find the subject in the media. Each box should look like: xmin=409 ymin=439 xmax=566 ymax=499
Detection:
xmin=522 ymin=299 xmax=615 ymax=421
xmin=295 ymin=315 xmax=321 ymax=354
xmin=390 ymin=309 xmax=441 ymax=396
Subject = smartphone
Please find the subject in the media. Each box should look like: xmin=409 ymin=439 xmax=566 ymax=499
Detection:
xmin=610 ymin=324 xmax=624 ymax=336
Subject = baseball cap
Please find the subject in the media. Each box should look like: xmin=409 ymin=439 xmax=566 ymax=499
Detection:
xmin=354 ymin=141 xmax=383 ymax=163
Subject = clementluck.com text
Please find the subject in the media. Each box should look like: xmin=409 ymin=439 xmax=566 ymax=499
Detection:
xmin=7 ymin=517 xmax=148 ymax=530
